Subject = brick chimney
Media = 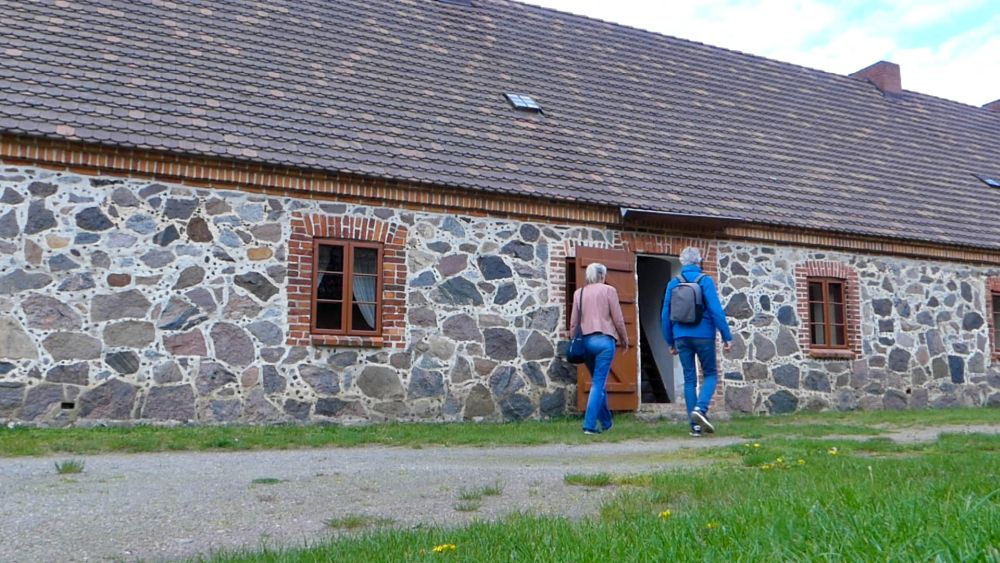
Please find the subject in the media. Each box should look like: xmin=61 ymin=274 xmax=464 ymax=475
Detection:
xmin=984 ymin=99 xmax=1000 ymax=113
xmin=850 ymin=61 xmax=901 ymax=94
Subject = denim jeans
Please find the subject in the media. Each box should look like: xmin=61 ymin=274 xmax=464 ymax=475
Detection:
xmin=676 ymin=338 xmax=718 ymax=424
xmin=582 ymin=333 xmax=616 ymax=432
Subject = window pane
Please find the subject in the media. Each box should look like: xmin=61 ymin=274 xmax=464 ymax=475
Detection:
xmin=810 ymin=323 xmax=825 ymax=345
xmin=808 ymin=282 xmax=823 ymax=302
xmin=994 ymin=295 xmax=1000 ymax=351
xmin=316 ymin=272 xmax=343 ymax=300
xmin=317 ymin=244 xmax=344 ymax=272
xmin=810 ymin=302 xmax=825 ymax=325
xmin=352 ymin=304 xmax=376 ymax=332
xmin=831 ymin=324 xmax=846 ymax=346
xmin=353 ymin=247 xmax=378 ymax=275
xmin=315 ymin=302 xmax=342 ymax=330
xmin=829 ymin=282 xmax=843 ymax=304
xmin=830 ymin=301 xmax=844 ymax=325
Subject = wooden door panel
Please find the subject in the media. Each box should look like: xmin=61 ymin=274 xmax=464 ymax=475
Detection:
xmin=573 ymin=247 xmax=639 ymax=412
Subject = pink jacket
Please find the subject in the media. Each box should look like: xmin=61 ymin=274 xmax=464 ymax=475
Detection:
xmin=569 ymin=283 xmax=629 ymax=347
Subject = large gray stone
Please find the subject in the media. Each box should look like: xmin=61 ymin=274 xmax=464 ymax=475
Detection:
xmin=43 ymin=332 xmax=102 ymax=361
xmin=0 ymin=269 xmax=53 ymax=295
xmin=142 ymin=385 xmax=196 ymax=420
xmin=0 ymin=187 xmax=24 ymax=204
xmin=76 ymin=207 xmax=113 ymax=231
xmin=494 ymin=283 xmax=517 ymax=305
xmin=28 ymin=181 xmax=57 ymax=197
xmin=925 ymin=329 xmax=946 ymax=356
xmin=547 ymin=357 xmax=576 ymax=385
xmin=499 ymin=394 xmax=534 ymax=420
xmin=45 ymin=362 xmax=89 ymax=385
xmin=173 ymin=265 xmax=205 ymax=290
xmin=436 ymin=276 xmax=484 ymax=306
xmin=246 ymin=320 xmax=283 ymax=345
xmin=163 ymin=329 xmax=207 ymax=356
xmin=105 ymin=351 xmax=141 ymax=374
xmin=58 ymin=273 xmax=95 ymax=292
xmin=489 ymin=365 xmax=524 ymax=398
xmin=484 ymin=328 xmax=517 ymax=361
xmin=539 ymin=388 xmax=566 ymax=417
xmin=772 ymin=364 xmax=800 ymax=388
xmin=262 ymin=365 xmax=286 ymax=394
xmin=299 ymin=365 xmax=339 ymax=394
xmin=234 ymin=272 xmax=278 ymax=302
xmin=766 ymin=390 xmax=799 ymax=414
xmin=961 ymin=312 xmax=984 ymax=331
xmin=21 ymin=383 xmax=63 ymax=420
xmin=450 ymin=356 xmax=474 ymax=383
xmin=522 ymin=331 xmax=554 ymax=361
xmin=102 ymin=320 xmax=155 ymax=348
xmin=357 ymin=366 xmax=404 ymax=399
xmin=110 ymin=187 xmax=141 ymax=207
xmin=24 ymin=200 xmax=56 ymax=234
xmin=91 ymin=290 xmax=152 ymax=322
xmin=948 ymin=355 xmax=965 ymax=383
xmin=887 ymin=348 xmax=911 ymax=373
xmin=0 ymin=317 xmax=39 ymax=360
xmin=187 ymin=216 xmax=214 ymax=243
xmin=78 ymin=379 xmax=138 ymax=419
xmin=753 ymin=334 xmax=776 ymax=362
xmin=153 ymin=361 xmax=184 ymax=384
xmin=442 ymin=314 xmax=481 ymax=341
xmin=0 ymin=382 xmax=25 ymax=416
xmin=775 ymin=327 xmax=798 ymax=356
xmin=158 ymin=296 xmax=206 ymax=331
xmin=803 ymin=370 xmax=831 ymax=392
xmin=244 ymin=388 xmax=282 ymax=422
xmin=408 ymin=367 xmax=444 ymax=399
xmin=477 ymin=256 xmax=512 ymax=280
xmin=528 ymin=306 xmax=561 ymax=333
xmin=196 ymin=362 xmax=237 ymax=394
xmin=883 ymin=389 xmax=908 ymax=410
xmin=501 ymin=241 xmax=534 ymax=262
xmin=463 ymin=384 xmax=495 ymax=419
xmin=0 ymin=210 xmax=18 ymax=239
xmin=725 ymin=385 xmax=754 ymax=413
xmin=436 ymin=254 xmax=467 ymax=277
xmin=440 ymin=216 xmax=465 ymax=237
xmin=315 ymin=397 xmax=366 ymax=418
xmin=724 ymin=293 xmax=753 ymax=319
xmin=165 ymin=198 xmax=198 ymax=220
xmin=140 ymin=249 xmax=175 ymax=268
xmin=210 ymin=323 xmax=255 ymax=367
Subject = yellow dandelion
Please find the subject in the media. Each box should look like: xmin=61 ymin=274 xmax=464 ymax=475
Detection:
xmin=705 ymin=521 xmax=720 ymax=529
xmin=775 ymin=457 xmax=784 ymax=464
xmin=753 ymin=443 xmax=761 ymax=448
xmin=760 ymin=463 xmax=772 ymax=471
xmin=432 ymin=544 xmax=457 ymax=553
xmin=828 ymin=447 xmax=839 ymax=456
xmin=659 ymin=510 xmax=672 ymax=519
xmin=797 ymin=459 xmax=806 ymax=465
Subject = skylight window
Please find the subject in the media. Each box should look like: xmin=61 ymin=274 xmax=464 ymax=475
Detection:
xmin=974 ymin=173 xmax=1000 ymax=188
xmin=505 ymin=93 xmax=543 ymax=114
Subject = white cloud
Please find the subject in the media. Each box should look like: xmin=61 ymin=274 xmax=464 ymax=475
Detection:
xmin=525 ymin=0 xmax=1000 ymax=106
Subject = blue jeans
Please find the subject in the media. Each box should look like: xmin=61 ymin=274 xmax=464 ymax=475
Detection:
xmin=582 ymin=333 xmax=616 ymax=432
xmin=676 ymin=338 xmax=718 ymax=425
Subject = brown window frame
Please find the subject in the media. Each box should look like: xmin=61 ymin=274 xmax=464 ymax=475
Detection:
xmin=992 ymin=291 xmax=1000 ymax=356
xmin=310 ymin=239 xmax=383 ymax=337
xmin=807 ymin=277 xmax=849 ymax=350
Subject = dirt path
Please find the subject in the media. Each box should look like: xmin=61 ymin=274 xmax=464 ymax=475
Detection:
xmin=1 ymin=424 xmax=997 ymax=562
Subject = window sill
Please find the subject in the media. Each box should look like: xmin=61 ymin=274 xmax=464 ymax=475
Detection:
xmin=807 ymin=348 xmax=856 ymax=360
xmin=310 ymin=334 xmax=384 ymax=348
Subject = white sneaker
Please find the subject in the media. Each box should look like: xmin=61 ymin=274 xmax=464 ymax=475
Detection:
xmin=691 ymin=408 xmax=715 ymax=433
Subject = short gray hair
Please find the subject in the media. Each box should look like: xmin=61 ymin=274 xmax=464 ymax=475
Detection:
xmin=679 ymin=246 xmax=702 ymax=266
xmin=585 ymin=262 xmax=607 ymax=284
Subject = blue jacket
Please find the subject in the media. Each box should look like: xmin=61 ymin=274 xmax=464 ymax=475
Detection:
xmin=660 ymin=264 xmax=733 ymax=347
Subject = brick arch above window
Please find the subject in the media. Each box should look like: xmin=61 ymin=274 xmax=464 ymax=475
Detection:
xmin=795 ymin=261 xmax=861 ymax=359
xmin=287 ymin=213 xmax=408 ymax=348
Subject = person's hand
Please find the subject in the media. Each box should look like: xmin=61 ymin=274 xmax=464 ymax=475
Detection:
xmin=670 ymin=347 xmax=678 ymax=355
xmin=723 ymin=341 xmax=733 ymax=353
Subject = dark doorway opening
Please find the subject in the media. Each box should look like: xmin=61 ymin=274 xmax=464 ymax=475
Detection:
xmin=637 ymin=255 xmax=678 ymax=403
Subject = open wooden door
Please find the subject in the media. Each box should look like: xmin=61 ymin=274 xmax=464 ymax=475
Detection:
xmin=574 ymin=247 xmax=639 ymax=412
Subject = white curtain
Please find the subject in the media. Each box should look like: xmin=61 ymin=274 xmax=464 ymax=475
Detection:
xmin=353 ymin=275 xmax=376 ymax=328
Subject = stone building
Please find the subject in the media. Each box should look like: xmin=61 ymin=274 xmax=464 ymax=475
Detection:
xmin=0 ymin=0 xmax=998 ymax=425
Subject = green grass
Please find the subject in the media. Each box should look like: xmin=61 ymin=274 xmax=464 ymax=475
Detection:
xmin=53 ymin=459 xmax=84 ymax=474
xmin=250 ymin=478 xmax=283 ymax=486
xmin=3 ymin=407 xmax=996 ymax=457
xmin=199 ymin=433 xmax=1000 ymax=562
xmin=325 ymin=515 xmax=395 ymax=531
xmin=453 ymin=500 xmax=481 ymax=512
xmin=564 ymin=473 xmax=613 ymax=487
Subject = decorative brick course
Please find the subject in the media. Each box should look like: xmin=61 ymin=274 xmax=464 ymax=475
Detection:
xmin=794 ymin=261 xmax=862 ymax=359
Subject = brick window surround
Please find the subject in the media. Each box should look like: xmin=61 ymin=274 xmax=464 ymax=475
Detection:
xmin=988 ymin=277 xmax=1000 ymax=359
xmin=288 ymin=213 xmax=407 ymax=348
xmin=795 ymin=261 xmax=861 ymax=359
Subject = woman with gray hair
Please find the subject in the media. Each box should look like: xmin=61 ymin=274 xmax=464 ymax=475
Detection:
xmin=660 ymin=246 xmax=732 ymax=437
xmin=569 ymin=262 xmax=630 ymax=435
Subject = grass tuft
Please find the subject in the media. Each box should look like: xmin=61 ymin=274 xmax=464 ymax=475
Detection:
xmin=453 ymin=500 xmax=481 ymax=512
xmin=54 ymin=459 xmax=84 ymax=474
xmin=325 ymin=514 xmax=394 ymax=530
xmin=250 ymin=477 xmax=282 ymax=485
xmin=564 ymin=472 xmax=613 ymax=487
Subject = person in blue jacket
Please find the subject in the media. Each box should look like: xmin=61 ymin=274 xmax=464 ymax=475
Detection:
xmin=661 ymin=246 xmax=733 ymax=437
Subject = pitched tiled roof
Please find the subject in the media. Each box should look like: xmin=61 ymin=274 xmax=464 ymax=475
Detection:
xmin=1 ymin=0 xmax=999 ymax=248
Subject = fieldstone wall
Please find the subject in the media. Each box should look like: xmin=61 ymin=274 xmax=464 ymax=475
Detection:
xmin=2 ymin=165 xmax=998 ymax=426
xmin=0 ymin=166 xmax=603 ymax=425
xmin=717 ymin=244 xmax=1000 ymax=413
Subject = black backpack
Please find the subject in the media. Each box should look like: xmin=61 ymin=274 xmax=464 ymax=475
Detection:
xmin=669 ymin=274 xmax=707 ymax=325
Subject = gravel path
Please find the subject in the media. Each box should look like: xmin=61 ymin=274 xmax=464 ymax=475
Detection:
xmin=1 ymin=424 xmax=997 ymax=562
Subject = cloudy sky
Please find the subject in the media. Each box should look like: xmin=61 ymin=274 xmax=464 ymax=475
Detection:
xmin=525 ymin=0 xmax=1000 ymax=107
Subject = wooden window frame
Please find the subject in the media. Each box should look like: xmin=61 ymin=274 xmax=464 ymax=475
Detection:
xmin=807 ymin=277 xmax=849 ymax=350
xmin=990 ymin=289 xmax=1000 ymax=359
xmin=310 ymin=239 xmax=383 ymax=337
